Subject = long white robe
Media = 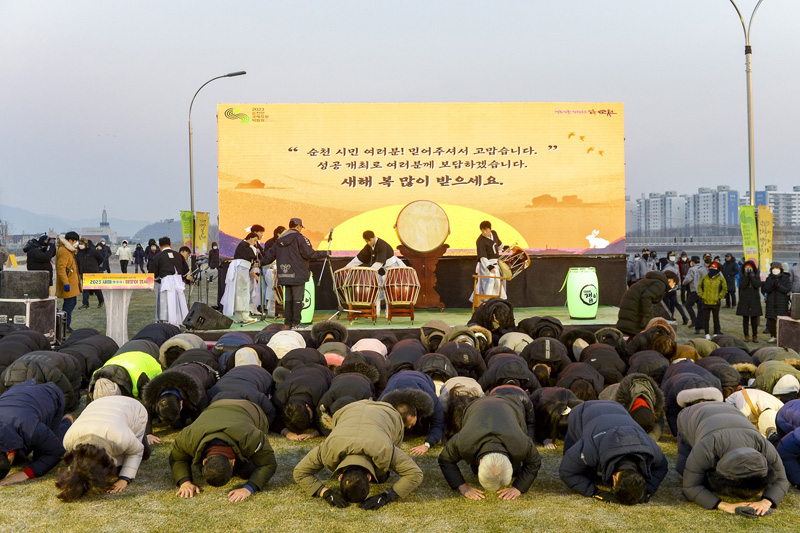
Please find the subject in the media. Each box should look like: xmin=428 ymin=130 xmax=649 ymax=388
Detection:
xmin=469 ymin=257 xmax=507 ymax=302
xmin=156 ymin=274 xmax=188 ymax=326
xmin=221 ymin=259 xmax=255 ymax=317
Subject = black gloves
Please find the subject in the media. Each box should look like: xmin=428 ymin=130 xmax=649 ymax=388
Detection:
xmin=360 ymin=488 xmax=399 ymax=511
xmin=593 ymin=490 xmax=618 ymax=503
xmin=322 ymin=489 xmax=348 ymax=508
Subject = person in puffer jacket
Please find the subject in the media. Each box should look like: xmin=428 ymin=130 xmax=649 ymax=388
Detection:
xmin=615 ymin=271 xmax=671 ymax=336
xmin=676 ymin=401 xmax=789 ymax=515
xmin=559 ymin=401 xmax=668 ymax=505
xmin=58 ymin=396 xmax=150 ymax=501
xmin=87 ymin=350 xmax=164 ymax=401
xmin=380 ymin=370 xmax=445 ymax=455
xmin=775 ymin=399 xmax=800 ymax=487
xmin=0 ymin=381 xmax=72 ymax=486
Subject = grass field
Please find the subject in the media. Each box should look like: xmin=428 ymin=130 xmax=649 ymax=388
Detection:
xmin=1 ymin=283 xmax=798 ymax=532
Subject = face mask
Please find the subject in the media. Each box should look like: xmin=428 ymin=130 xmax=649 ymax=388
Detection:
xmin=772 ymin=269 xmax=781 ymax=276
xmin=668 ymin=256 xmax=675 ymax=262
xmin=745 ymin=267 xmax=753 ymax=273
xmin=212 ymin=245 xmax=218 ymax=250
xmin=123 ymin=244 xmax=127 ymax=247
xmin=708 ymin=269 xmax=719 ymax=277
xmin=681 ymin=257 xmax=688 ymax=262
xmin=650 ymin=253 xmax=656 ymax=259
xmin=151 ymin=246 xmax=157 ymax=251
xmin=78 ymin=244 xmax=85 ymax=250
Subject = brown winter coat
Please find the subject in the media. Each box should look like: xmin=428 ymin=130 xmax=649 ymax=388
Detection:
xmin=55 ymin=237 xmax=81 ymax=298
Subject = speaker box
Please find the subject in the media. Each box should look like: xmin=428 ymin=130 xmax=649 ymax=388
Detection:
xmin=792 ymin=294 xmax=800 ymax=317
xmin=777 ymin=316 xmax=800 ymax=353
xmin=0 ymin=271 xmax=50 ymax=299
xmin=183 ymin=301 xmax=234 ymax=331
xmin=0 ymin=297 xmax=57 ymax=343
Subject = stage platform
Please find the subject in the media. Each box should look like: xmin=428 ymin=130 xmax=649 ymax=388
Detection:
xmin=192 ymin=305 xmax=620 ymax=342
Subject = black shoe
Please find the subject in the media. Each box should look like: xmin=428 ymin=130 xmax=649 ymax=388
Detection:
xmin=694 ymin=329 xmax=702 ymax=335
xmin=79 ymin=305 xmax=89 ymax=310
xmin=682 ymin=317 xmax=689 ymax=325
xmin=66 ymin=327 xmax=74 ymax=334
xmin=98 ymin=302 xmax=104 ymax=309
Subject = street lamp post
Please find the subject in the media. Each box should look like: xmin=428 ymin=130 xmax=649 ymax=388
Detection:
xmin=188 ymin=70 xmax=246 ymax=265
xmin=728 ymin=0 xmax=765 ymax=207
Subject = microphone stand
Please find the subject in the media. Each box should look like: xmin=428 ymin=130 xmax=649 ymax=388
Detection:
xmin=318 ymin=228 xmax=334 ymax=287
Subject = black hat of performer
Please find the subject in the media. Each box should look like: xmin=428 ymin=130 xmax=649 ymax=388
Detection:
xmin=289 ymin=217 xmax=303 ymax=228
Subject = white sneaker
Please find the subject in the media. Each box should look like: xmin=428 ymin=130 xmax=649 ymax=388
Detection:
xmin=767 ymin=337 xmax=777 ymax=344
xmin=705 ymin=334 xmax=711 ymax=340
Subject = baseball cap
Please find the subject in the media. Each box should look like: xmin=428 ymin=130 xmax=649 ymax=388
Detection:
xmin=289 ymin=217 xmax=303 ymax=227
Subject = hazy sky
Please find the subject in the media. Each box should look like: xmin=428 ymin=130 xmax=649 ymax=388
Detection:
xmin=2 ymin=1 xmax=798 ymax=225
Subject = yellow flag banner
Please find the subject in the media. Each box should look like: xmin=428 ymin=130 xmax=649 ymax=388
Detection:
xmin=739 ymin=205 xmax=758 ymax=265
xmin=196 ymin=212 xmax=210 ymax=255
xmin=757 ymin=206 xmax=773 ymax=280
xmin=180 ymin=211 xmax=193 ymax=250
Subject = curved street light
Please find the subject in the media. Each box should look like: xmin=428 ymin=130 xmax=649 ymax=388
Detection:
xmin=188 ymin=70 xmax=247 ymax=263
xmin=728 ymin=0 xmax=765 ymax=207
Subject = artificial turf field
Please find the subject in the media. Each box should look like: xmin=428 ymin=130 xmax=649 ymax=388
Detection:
xmin=1 ymin=284 xmax=798 ymax=532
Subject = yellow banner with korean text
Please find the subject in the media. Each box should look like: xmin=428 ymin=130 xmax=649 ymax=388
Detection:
xmin=217 ymin=102 xmax=626 ymax=256
xmin=82 ymin=273 xmax=155 ymax=290
xmin=757 ymin=206 xmax=773 ymax=279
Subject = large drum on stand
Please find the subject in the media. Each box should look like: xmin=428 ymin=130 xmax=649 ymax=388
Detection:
xmin=333 ymin=266 xmax=381 ymax=324
xmin=395 ymin=200 xmax=450 ymax=253
xmin=394 ymin=200 xmax=450 ymax=309
xmin=383 ymin=266 xmax=420 ymax=324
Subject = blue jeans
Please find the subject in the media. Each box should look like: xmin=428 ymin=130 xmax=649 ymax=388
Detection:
xmin=62 ymin=297 xmax=77 ymax=327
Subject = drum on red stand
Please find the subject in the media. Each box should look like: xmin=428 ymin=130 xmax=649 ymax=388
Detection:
xmin=383 ymin=266 xmax=420 ymax=324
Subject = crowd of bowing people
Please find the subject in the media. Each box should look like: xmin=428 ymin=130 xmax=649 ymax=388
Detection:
xmin=0 ymin=298 xmax=799 ymax=519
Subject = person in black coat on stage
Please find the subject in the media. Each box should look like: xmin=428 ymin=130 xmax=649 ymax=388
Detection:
xmin=76 ymin=239 xmax=105 ymax=309
xmin=260 ymin=218 xmax=327 ymax=328
xmin=25 ymin=235 xmax=56 ymax=286
xmin=151 ymin=237 xmax=189 ymax=326
xmin=560 ymin=401 xmax=668 ymax=505
xmin=0 ymin=380 xmax=73 ymax=486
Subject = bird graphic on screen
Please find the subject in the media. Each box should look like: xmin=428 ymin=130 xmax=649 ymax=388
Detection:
xmin=568 ymin=132 xmax=576 ymax=139
xmin=598 ymin=151 xmax=604 ymax=157
xmin=587 ymin=147 xmax=594 ymax=154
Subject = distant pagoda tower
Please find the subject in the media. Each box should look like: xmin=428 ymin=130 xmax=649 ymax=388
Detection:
xmin=100 ymin=207 xmax=110 ymax=228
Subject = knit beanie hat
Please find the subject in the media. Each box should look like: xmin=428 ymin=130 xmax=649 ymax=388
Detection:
xmin=234 ymin=347 xmax=261 ymax=367
xmin=351 ymin=338 xmax=388 ymax=357
xmin=773 ymin=374 xmax=800 ymax=395
xmin=93 ymin=378 xmax=121 ymax=400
